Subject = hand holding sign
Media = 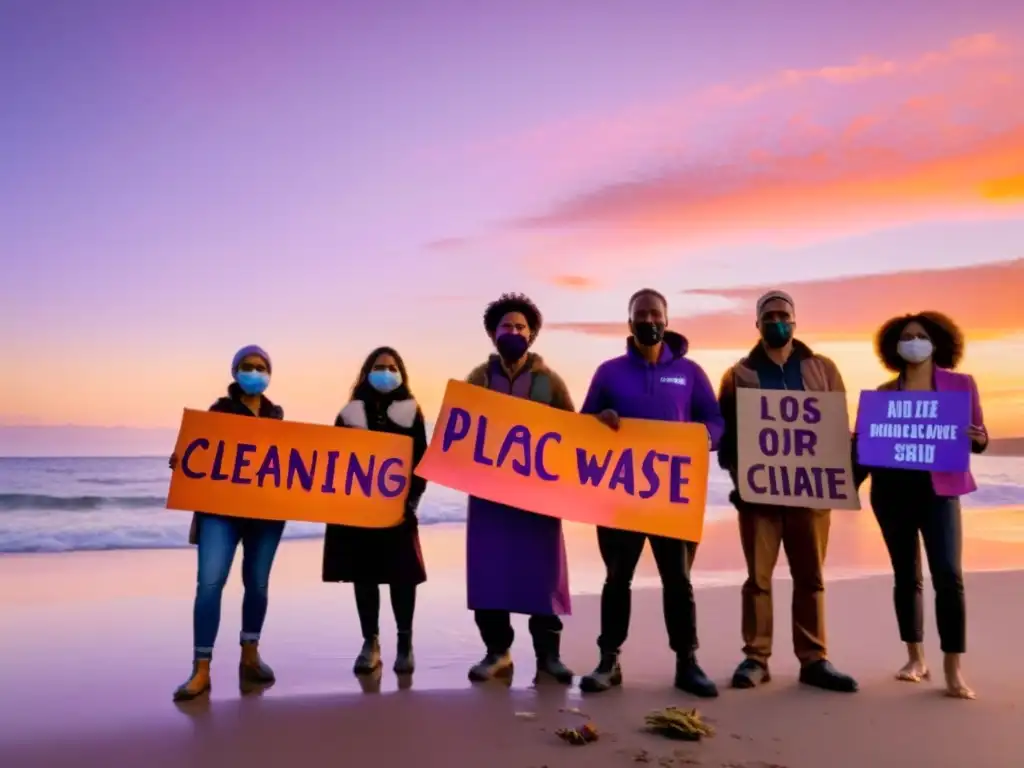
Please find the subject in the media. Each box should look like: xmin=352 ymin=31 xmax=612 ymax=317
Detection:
xmin=416 ymin=380 xmax=710 ymax=542
xmin=596 ymin=409 xmax=620 ymax=431
xmin=854 ymin=390 xmax=971 ymax=472
xmin=166 ymin=409 xmax=412 ymax=527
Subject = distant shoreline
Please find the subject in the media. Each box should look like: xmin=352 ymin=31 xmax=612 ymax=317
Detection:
xmin=3 ymin=436 xmax=1024 ymax=459
xmin=985 ymin=437 xmax=1024 ymax=457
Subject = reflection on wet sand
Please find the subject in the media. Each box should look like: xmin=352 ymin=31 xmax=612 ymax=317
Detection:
xmin=2 ymin=511 xmax=1024 ymax=767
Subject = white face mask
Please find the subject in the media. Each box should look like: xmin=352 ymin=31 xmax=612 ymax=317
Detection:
xmin=897 ymin=338 xmax=933 ymax=364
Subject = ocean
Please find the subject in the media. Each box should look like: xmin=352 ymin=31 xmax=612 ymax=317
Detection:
xmin=1 ymin=455 xmax=1023 ymax=554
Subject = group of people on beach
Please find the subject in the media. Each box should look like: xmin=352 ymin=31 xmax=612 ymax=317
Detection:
xmin=168 ymin=288 xmax=988 ymax=704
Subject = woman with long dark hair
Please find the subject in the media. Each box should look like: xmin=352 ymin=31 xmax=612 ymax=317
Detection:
xmin=322 ymin=346 xmax=428 ymax=676
xmin=859 ymin=312 xmax=987 ymax=700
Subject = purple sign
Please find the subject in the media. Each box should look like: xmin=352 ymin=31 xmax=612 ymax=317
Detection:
xmin=855 ymin=390 xmax=971 ymax=472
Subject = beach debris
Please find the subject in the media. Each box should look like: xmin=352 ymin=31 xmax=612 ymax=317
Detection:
xmin=555 ymin=722 xmax=600 ymax=745
xmin=559 ymin=705 xmax=590 ymax=717
xmin=514 ymin=711 xmax=537 ymax=720
xmin=644 ymin=707 xmax=715 ymax=741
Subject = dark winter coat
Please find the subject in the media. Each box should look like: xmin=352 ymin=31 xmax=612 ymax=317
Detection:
xmin=321 ymin=384 xmax=428 ymax=585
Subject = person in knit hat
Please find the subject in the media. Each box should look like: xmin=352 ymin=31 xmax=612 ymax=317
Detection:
xmin=717 ymin=291 xmax=859 ymax=694
xmin=168 ymin=344 xmax=287 ymax=702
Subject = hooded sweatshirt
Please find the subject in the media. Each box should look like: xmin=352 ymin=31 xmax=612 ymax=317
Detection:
xmin=579 ymin=331 xmax=725 ymax=449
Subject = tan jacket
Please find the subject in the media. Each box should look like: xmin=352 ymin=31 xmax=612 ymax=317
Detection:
xmin=716 ymin=340 xmax=845 ymax=510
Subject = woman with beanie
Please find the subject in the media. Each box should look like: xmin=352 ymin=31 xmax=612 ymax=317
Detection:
xmin=169 ymin=344 xmax=287 ymax=702
xmin=857 ymin=312 xmax=987 ymax=700
xmin=322 ymin=346 xmax=429 ymax=677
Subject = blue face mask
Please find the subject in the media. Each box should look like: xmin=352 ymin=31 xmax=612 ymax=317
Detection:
xmin=236 ymin=370 xmax=270 ymax=395
xmin=368 ymin=369 xmax=402 ymax=394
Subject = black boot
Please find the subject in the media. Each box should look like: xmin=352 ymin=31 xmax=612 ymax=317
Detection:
xmin=534 ymin=632 xmax=573 ymax=684
xmin=468 ymin=651 xmax=513 ymax=682
xmin=354 ymin=636 xmax=382 ymax=675
xmin=799 ymin=660 xmax=858 ymax=692
xmin=579 ymin=652 xmax=622 ymax=693
xmin=674 ymin=655 xmax=719 ymax=698
xmin=393 ymin=631 xmax=415 ymax=674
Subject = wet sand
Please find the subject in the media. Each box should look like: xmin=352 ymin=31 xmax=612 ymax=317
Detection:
xmin=3 ymin=510 xmax=1024 ymax=767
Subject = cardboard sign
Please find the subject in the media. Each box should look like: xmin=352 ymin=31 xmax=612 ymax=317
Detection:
xmin=736 ymin=389 xmax=860 ymax=510
xmin=855 ymin=390 xmax=971 ymax=472
xmin=415 ymin=379 xmax=710 ymax=542
xmin=167 ymin=409 xmax=410 ymax=527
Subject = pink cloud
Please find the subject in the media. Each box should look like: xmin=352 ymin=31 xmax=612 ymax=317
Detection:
xmin=432 ymin=33 xmax=1023 ymax=262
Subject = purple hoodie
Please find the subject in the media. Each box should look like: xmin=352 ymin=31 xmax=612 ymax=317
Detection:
xmin=580 ymin=331 xmax=725 ymax=449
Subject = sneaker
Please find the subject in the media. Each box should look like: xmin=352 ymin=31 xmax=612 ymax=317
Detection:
xmin=579 ymin=653 xmax=622 ymax=693
xmin=468 ymin=651 xmax=513 ymax=682
xmin=731 ymin=658 xmax=771 ymax=689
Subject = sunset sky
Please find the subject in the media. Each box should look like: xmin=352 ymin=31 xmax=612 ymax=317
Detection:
xmin=3 ymin=0 xmax=1024 ymax=455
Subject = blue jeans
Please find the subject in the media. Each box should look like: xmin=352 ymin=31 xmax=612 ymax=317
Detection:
xmin=193 ymin=514 xmax=286 ymax=660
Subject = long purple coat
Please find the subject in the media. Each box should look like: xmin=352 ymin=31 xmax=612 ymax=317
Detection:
xmin=465 ymin=354 xmax=573 ymax=617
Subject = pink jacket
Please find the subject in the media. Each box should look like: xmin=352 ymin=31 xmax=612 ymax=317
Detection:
xmin=879 ymin=368 xmax=986 ymax=497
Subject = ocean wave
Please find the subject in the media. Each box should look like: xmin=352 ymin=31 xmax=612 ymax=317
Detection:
xmin=0 ymin=494 xmax=167 ymax=511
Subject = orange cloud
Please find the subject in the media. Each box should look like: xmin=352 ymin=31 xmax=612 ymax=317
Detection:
xmin=548 ymin=259 xmax=1024 ymax=349
xmin=550 ymin=274 xmax=599 ymax=290
xmin=512 ymin=115 xmax=1024 ymax=263
xmin=982 ymin=175 xmax=1024 ymax=200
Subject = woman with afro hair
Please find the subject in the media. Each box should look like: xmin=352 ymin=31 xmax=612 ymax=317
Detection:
xmin=858 ymin=311 xmax=988 ymax=700
xmin=462 ymin=293 xmax=577 ymax=686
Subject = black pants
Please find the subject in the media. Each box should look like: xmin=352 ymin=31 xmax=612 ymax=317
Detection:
xmin=474 ymin=610 xmax=562 ymax=657
xmin=871 ymin=470 xmax=966 ymax=654
xmin=596 ymin=527 xmax=698 ymax=656
xmin=354 ymin=583 xmax=417 ymax=639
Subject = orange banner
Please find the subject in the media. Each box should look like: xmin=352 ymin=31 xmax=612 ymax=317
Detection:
xmin=415 ymin=380 xmax=710 ymax=542
xmin=167 ymin=409 xmax=410 ymax=527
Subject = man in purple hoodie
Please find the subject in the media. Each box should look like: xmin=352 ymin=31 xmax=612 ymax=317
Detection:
xmin=578 ymin=289 xmax=725 ymax=698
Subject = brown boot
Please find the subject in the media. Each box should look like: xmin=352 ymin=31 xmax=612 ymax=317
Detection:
xmin=173 ymin=659 xmax=211 ymax=702
xmin=239 ymin=641 xmax=276 ymax=688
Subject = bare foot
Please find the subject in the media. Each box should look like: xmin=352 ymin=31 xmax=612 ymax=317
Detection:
xmin=943 ymin=655 xmax=975 ymax=700
xmin=896 ymin=658 xmax=930 ymax=683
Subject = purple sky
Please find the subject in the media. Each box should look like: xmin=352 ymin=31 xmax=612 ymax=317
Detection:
xmin=2 ymin=0 xmax=1024 ymax=452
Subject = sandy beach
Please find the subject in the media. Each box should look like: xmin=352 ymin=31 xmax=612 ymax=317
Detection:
xmin=4 ymin=510 xmax=1024 ymax=768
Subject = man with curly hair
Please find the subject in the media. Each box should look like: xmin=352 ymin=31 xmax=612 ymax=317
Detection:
xmin=717 ymin=290 xmax=858 ymax=694
xmin=463 ymin=293 xmax=576 ymax=685
xmin=578 ymin=288 xmax=725 ymax=698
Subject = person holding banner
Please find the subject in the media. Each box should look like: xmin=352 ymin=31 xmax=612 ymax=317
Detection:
xmin=322 ymin=346 xmax=428 ymax=677
xmin=578 ymin=288 xmax=725 ymax=698
xmin=856 ymin=312 xmax=987 ymax=700
xmin=717 ymin=291 xmax=859 ymax=694
xmin=169 ymin=345 xmax=286 ymax=702
xmin=464 ymin=293 xmax=576 ymax=685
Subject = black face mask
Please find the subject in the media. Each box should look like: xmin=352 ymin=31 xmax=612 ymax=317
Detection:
xmin=495 ymin=333 xmax=530 ymax=363
xmin=760 ymin=321 xmax=794 ymax=349
xmin=632 ymin=321 xmax=665 ymax=347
